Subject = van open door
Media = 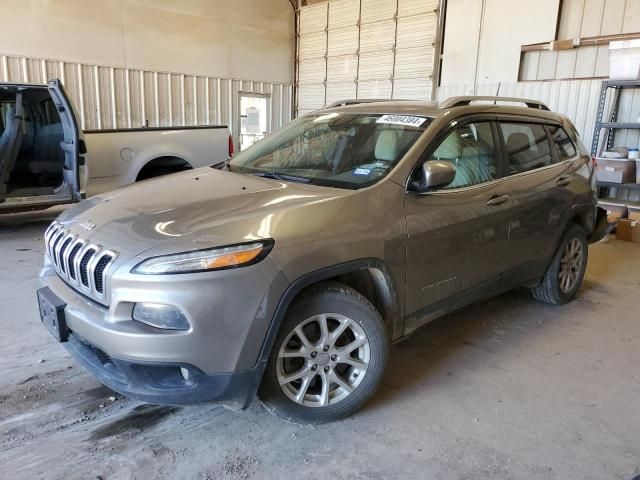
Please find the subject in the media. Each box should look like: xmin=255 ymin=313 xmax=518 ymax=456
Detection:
xmin=0 ymin=79 xmax=86 ymax=213
xmin=48 ymin=79 xmax=87 ymax=202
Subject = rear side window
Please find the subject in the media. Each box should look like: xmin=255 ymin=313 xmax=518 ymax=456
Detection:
xmin=499 ymin=122 xmax=553 ymax=174
xmin=548 ymin=125 xmax=577 ymax=161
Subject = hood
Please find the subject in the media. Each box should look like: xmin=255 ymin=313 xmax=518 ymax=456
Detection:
xmin=57 ymin=167 xmax=348 ymax=257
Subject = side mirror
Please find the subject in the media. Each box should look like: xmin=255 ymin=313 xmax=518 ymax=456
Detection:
xmin=421 ymin=160 xmax=456 ymax=190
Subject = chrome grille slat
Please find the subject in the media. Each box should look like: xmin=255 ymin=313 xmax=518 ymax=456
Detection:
xmin=57 ymin=235 xmax=74 ymax=272
xmin=51 ymin=230 xmax=67 ymax=267
xmin=79 ymin=248 xmax=97 ymax=287
xmin=67 ymin=241 xmax=84 ymax=280
xmin=43 ymin=221 xmax=117 ymax=304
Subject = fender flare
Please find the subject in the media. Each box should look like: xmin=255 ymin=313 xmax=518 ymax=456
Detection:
xmin=245 ymin=258 xmax=401 ymax=401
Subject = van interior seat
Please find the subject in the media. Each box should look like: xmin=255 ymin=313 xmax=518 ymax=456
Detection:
xmin=0 ymin=102 xmax=24 ymax=192
xmin=28 ymin=122 xmax=65 ymax=175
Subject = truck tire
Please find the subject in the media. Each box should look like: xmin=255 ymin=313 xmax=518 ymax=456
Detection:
xmin=260 ymin=282 xmax=388 ymax=424
xmin=531 ymin=223 xmax=588 ymax=305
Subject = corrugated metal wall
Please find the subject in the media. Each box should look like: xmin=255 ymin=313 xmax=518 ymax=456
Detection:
xmin=520 ymin=0 xmax=640 ymax=81
xmin=0 ymin=54 xmax=293 ymax=143
xmin=297 ymin=0 xmax=439 ymax=115
xmin=438 ymin=79 xmax=604 ymax=150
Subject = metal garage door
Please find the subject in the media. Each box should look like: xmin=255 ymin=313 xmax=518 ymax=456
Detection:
xmin=297 ymin=0 xmax=440 ymax=115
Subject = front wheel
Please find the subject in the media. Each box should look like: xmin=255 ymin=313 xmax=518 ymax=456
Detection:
xmin=531 ymin=223 xmax=588 ymax=305
xmin=259 ymin=283 xmax=388 ymax=424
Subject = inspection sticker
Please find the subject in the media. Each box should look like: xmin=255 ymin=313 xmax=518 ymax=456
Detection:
xmin=353 ymin=168 xmax=371 ymax=175
xmin=377 ymin=114 xmax=426 ymax=127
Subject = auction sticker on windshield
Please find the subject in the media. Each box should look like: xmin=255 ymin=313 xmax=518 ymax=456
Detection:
xmin=377 ymin=114 xmax=426 ymax=127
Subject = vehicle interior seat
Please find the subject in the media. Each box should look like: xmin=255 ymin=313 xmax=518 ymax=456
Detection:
xmin=506 ymin=132 xmax=536 ymax=173
xmin=374 ymin=129 xmax=400 ymax=162
xmin=29 ymin=122 xmax=65 ymax=177
xmin=0 ymin=96 xmax=24 ymax=194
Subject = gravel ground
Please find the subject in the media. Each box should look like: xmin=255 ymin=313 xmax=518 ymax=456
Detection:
xmin=1 ymin=209 xmax=639 ymax=479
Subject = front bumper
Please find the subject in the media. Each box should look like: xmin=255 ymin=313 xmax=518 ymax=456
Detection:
xmin=39 ymin=254 xmax=289 ymax=405
xmin=63 ymin=332 xmax=261 ymax=407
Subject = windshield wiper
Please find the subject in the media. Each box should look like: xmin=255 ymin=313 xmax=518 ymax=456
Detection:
xmin=253 ymin=171 xmax=311 ymax=184
xmin=210 ymin=158 xmax=232 ymax=171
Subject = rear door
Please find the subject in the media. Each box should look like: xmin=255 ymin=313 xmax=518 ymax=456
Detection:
xmin=496 ymin=118 xmax=579 ymax=286
xmin=48 ymin=79 xmax=86 ymax=201
xmin=404 ymin=117 xmax=511 ymax=334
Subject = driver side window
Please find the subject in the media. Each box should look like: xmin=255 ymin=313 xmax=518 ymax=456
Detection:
xmin=431 ymin=122 xmax=497 ymax=189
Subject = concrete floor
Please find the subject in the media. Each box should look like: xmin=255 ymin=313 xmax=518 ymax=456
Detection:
xmin=1 ymin=209 xmax=639 ymax=480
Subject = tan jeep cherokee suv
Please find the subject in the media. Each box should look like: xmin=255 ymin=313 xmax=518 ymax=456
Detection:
xmin=37 ymin=96 xmax=608 ymax=423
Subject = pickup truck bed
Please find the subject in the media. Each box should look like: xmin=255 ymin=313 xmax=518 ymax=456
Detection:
xmin=84 ymin=125 xmax=231 ymax=196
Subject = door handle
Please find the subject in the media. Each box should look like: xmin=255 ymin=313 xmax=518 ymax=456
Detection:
xmin=556 ymin=176 xmax=572 ymax=187
xmin=486 ymin=194 xmax=510 ymax=206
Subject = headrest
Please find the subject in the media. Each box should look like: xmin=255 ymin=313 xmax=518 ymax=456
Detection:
xmin=375 ymin=130 xmax=401 ymax=161
xmin=506 ymin=132 xmax=530 ymax=153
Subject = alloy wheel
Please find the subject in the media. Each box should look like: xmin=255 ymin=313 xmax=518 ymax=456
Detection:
xmin=276 ymin=313 xmax=370 ymax=408
xmin=558 ymin=237 xmax=583 ymax=293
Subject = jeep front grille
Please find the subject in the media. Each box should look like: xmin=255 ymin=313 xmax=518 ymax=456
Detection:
xmin=44 ymin=222 xmax=117 ymax=302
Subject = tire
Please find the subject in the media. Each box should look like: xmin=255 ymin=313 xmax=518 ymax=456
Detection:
xmin=259 ymin=282 xmax=388 ymax=424
xmin=531 ymin=223 xmax=588 ymax=305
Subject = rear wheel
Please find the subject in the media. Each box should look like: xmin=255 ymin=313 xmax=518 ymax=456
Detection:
xmin=531 ymin=224 xmax=588 ymax=305
xmin=260 ymin=283 xmax=388 ymax=424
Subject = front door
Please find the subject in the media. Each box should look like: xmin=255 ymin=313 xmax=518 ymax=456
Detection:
xmin=404 ymin=120 xmax=510 ymax=334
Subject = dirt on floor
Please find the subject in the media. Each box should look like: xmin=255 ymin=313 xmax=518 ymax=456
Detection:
xmin=1 ymin=209 xmax=639 ymax=480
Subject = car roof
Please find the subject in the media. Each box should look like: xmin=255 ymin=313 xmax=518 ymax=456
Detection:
xmin=316 ymin=97 xmax=567 ymax=124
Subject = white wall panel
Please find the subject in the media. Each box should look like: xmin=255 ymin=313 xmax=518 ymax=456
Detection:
xmin=326 ymin=82 xmax=357 ymax=104
xmin=297 ymin=0 xmax=440 ymax=111
xmin=521 ymin=0 xmax=640 ymax=81
xmin=328 ymin=0 xmax=360 ymax=28
xmin=394 ymin=77 xmax=432 ymax=99
xmin=357 ymin=79 xmax=393 ymax=98
xmin=394 ymin=48 xmax=433 ymax=79
xmin=1 ymin=0 xmax=294 ymax=85
xmin=0 ymin=53 xmax=292 ymax=147
xmin=398 ymin=0 xmax=438 ymax=17
xmin=438 ymin=79 xmax=603 ymax=150
xmin=298 ymin=58 xmax=327 ymax=84
xmin=360 ymin=0 xmax=397 ymax=24
xmin=358 ymin=51 xmax=394 ymax=80
xmin=327 ymin=55 xmax=359 ymax=82
xmin=297 ymin=83 xmax=326 ymax=111
xmin=328 ymin=27 xmax=360 ymax=56
xmin=300 ymin=3 xmax=329 ymax=33
xmin=359 ymin=21 xmax=396 ymax=53
xmin=299 ymin=31 xmax=328 ymax=59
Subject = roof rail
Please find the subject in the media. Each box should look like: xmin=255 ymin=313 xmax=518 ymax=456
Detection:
xmin=323 ymin=99 xmax=393 ymax=108
xmin=440 ymin=96 xmax=550 ymax=111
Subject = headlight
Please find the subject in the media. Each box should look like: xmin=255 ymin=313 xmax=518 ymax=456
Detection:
xmin=131 ymin=240 xmax=274 ymax=275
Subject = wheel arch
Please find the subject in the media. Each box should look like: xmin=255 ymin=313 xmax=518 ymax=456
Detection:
xmin=135 ymin=155 xmax=193 ymax=181
xmin=257 ymin=259 xmax=402 ymax=367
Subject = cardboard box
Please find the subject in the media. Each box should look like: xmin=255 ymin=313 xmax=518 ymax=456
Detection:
xmin=628 ymin=205 xmax=640 ymax=222
xmin=599 ymin=199 xmax=628 ymax=223
xmin=596 ymin=158 xmax=636 ymax=184
xmin=616 ymin=219 xmax=640 ymax=243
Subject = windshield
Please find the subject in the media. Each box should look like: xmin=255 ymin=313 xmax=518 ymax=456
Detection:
xmin=229 ymin=112 xmax=430 ymax=189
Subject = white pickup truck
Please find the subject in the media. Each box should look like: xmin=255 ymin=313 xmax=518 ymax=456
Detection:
xmin=0 ymin=79 xmax=232 ymax=213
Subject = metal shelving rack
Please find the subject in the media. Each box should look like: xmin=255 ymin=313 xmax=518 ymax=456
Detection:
xmin=591 ymin=79 xmax=640 ymax=196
